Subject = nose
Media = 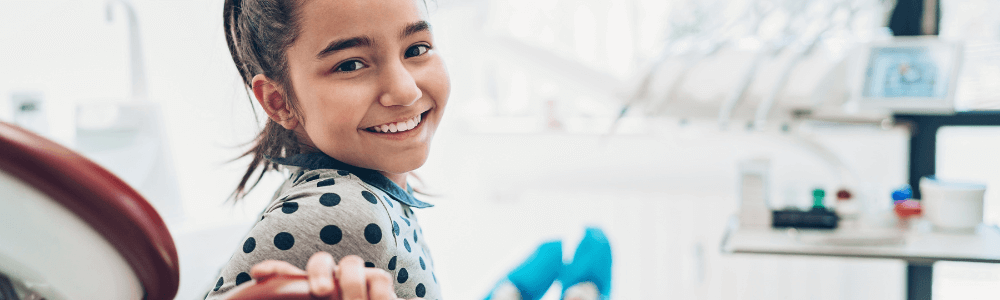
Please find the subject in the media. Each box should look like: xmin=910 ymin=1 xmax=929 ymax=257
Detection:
xmin=378 ymin=60 xmax=422 ymax=107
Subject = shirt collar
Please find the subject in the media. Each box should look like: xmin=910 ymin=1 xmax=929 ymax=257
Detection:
xmin=266 ymin=152 xmax=433 ymax=208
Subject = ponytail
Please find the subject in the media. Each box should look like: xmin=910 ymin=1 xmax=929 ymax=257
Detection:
xmin=223 ymin=0 xmax=305 ymax=202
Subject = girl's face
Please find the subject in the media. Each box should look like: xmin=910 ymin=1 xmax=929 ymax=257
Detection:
xmin=284 ymin=0 xmax=449 ymax=176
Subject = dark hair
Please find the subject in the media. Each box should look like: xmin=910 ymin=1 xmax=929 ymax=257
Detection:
xmin=224 ymin=0 xmax=305 ymax=201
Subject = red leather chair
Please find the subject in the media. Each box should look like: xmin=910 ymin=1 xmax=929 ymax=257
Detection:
xmin=0 ymin=121 xmax=178 ymax=299
xmin=0 ymin=122 xmax=324 ymax=300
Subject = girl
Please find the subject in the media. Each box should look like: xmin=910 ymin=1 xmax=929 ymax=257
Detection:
xmin=210 ymin=0 xmax=447 ymax=299
xmin=210 ymin=0 xmax=611 ymax=299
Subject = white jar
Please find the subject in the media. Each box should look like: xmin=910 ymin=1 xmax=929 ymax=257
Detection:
xmin=919 ymin=177 xmax=987 ymax=233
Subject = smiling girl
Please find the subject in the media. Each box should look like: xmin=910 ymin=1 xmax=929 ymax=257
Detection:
xmin=207 ymin=0 xmax=447 ymax=299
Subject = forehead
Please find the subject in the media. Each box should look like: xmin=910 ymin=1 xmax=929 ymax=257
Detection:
xmin=296 ymin=0 xmax=426 ymax=41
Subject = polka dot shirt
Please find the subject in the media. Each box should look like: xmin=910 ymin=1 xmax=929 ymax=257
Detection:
xmin=205 ymin=153 xmax=440 ymax=300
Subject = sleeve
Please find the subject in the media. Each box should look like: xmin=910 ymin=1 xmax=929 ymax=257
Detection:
xmin=204 ymin=171 xmax=397 ymax=299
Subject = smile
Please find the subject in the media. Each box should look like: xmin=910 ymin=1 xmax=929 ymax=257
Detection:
xmin=364 ymin=111 xmax=426 ymax=133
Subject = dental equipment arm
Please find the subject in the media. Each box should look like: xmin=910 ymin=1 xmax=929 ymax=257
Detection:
xmin=105 ymin=0 xmax=148 ymax=102
xmin=753 ymin=4 xmax=842 ymax=129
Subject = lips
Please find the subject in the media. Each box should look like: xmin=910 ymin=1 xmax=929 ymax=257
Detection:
xmin=364 ymin=111 xmax=425 ymax=133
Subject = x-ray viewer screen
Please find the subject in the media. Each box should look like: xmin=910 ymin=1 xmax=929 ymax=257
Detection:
xmin=863 ymin=46 xmax=950 ymax=98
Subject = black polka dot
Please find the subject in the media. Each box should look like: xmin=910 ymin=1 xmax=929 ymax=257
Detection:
xmin=214 ymin=277 xmax=223 ymax=291
xmin=362 ymin=191 xmax=378 ymax=204
xmin=319 ymin=193 xmax=341 ymax=207
xmin=401 ymin=217 xmax=411 ymax=226
xmin=242 ymin=237 xmax=256 ymax=253
xmin=364 ymin=223 xmax=382 ymax=244
xmin=415 ymin=283 xmax=426 ymax=297
xmin=388 ymin=256 xmax=397 ymax=270
xmin=392 ymin=221 xmax=400 ymax=236
xmin=419 ymin=257 xmax=425 ymax=270
xmin=337 ymin=170 xmax=350 ymax=176
xmin=383 ymin=196 xmax=394 ymax=207
xmin=293 ymin=171 xmax=304 ymax=181
xmin=318 ymin=178 xmax=336 ymax=187
xmin=305 ymin=174 xmax=320 ymax=182
xmin=397 ymin=268 xmax=408 ymax=283
xmin=274 ymin=232 xmax=295 ymax=250
xmin=281 ymin=202 xmax=298 ymax=214
xmin=260 ymin=215 xmax=265 ymax=221
xmin=235 ymin=272 xmax=252 ymax=286
xmin=414 ymin=231 xmax=418 ymax=243
xmin=320 ymin=225 xmax=342 ymax=245
xmin=404 ymin=238 xmax=411 ymax=252
xmin=365 ymin=261 xmax=375 ymax=268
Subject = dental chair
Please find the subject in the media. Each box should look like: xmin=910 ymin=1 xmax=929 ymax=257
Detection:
xmin=0 ymin=121 xmax=322 ymax=300
xmin=0 ymin=121 xmax=178 ymax=299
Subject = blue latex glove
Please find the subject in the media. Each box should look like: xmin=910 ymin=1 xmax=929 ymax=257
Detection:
xmin=485 ymin=240 xmax=563 ymax=300
xmin=560 ymin=227 xmax=612 ymax=299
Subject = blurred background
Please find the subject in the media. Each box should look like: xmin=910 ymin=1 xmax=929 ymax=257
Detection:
xmin=1 ymin=0 xmax=999 ymax=299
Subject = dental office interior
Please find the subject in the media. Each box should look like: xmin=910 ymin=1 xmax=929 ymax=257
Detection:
xmin=2 ymin=0 xmax=1000 ymax=299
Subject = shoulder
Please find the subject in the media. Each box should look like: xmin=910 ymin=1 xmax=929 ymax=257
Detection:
xmin=267 ymin=168 xmax=380 ymax=213
xmin=258 ymin=168 xmax=395 ymax=251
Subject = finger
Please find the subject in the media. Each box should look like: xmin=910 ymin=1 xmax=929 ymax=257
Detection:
xmin=306 ymin=251 xmax=337 ymax=298
xmin=250 ymin=260 xmax=306 ymax=280
xmin=336 ymin=255 xmax=367 ymax=300
xmin=365 ymin=268 xmax=396 ymax=300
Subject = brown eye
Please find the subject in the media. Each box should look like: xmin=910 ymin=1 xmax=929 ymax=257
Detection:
xmin=405 ymin=45 xmax=430 ymax=58
xmin=335 ymin=60 xmax=366 ymax=72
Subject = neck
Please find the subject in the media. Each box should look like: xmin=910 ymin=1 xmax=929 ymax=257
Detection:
xmin=380 ymin=171 xmax=408 ymax=190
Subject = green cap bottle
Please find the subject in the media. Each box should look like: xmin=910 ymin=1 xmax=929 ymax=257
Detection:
xmin=812 ymin=188 xmax=826 ymax=209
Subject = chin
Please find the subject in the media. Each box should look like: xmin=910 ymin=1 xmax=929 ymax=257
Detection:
xmin=368 ymin=150 xmax=429 ymax=175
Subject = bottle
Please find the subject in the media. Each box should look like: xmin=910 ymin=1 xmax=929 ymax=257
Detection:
xmin=834 ymin=188 xmax=861 ymax=228
xmin=892 ymin=185 xmax=921 ymax=229
xmin=738 ymin=159 xmax=772 ymax=228
xmin=811 ymin=188 xmax=827 ymax=210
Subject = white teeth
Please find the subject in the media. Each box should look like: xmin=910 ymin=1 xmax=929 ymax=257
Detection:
xmin=368 ymin=113 xmax=424 ymax=133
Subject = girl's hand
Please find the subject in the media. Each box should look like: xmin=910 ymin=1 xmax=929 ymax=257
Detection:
xmin=250 ymin=252 xmax=420 ymax=300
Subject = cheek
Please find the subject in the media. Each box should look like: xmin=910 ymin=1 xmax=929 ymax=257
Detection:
xmin=421 ymin=60 xmax=451 ymax=106
xmin=298 ymin=88 xmax=370 ymax=136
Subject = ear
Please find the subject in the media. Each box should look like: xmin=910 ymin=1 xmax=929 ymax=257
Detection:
xmin=252 ymin=74 xmax=299 ymax=130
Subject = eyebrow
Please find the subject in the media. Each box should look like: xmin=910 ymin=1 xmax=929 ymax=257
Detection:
xmin=316 ymin=36 xmax=376 ymax=60
xmin=400 ymin=21 xmax=430 ymax=39
xmin=315 ymin=21 xmax=431 ymax=60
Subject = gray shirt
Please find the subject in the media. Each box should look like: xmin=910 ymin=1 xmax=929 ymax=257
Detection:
xmin=205 ymin=153 xmax=440 ymax=300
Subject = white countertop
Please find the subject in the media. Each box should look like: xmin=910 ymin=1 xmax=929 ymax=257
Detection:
xmin=722 ymin=220 xmax=1000 ymax=265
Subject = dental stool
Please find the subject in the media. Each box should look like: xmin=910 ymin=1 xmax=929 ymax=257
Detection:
xmin=0 ymin=122 xmax=321 ymax=300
